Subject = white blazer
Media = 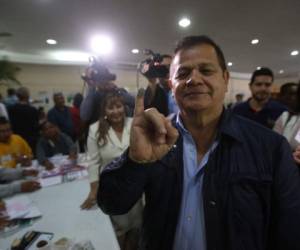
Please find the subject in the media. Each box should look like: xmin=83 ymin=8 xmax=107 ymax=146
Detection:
xmin=86 ymin=117 xmax=132 ymax=183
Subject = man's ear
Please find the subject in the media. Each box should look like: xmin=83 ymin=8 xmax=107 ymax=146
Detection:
xmin=223 ymin=70 xmax=230 ymax=91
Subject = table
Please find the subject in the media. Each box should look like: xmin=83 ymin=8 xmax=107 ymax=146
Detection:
xmin=0 ymin=179 xmax=120 ymax=250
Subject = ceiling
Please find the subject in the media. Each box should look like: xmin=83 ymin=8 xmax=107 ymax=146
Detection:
xmin=1 ymin=0 xmax=300 ymax=78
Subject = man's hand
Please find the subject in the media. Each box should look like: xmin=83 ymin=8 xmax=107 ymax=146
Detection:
xmin=0 ymin=216 xmax=9 ymax=230
xmin=293 ymin=145 xmax=300 ymax=164
xmin=21 ymin=181 xmax=41 ymax=193
xmin=129 ymin=89 xmax=179 ymax=163
xmin=43 ymin=160 xmax=55 ymax=170
xmin=22 ymin=169 xmax=39 ymax=177
xmin=16 ymin=155 xmax=32 ymax=167
xmin=68 ymin=152 xmax=77 ymax=160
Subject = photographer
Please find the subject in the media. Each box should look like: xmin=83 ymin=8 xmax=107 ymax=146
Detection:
xmin=79 ymin=58 xmax=135 ymax=152
xmin=80 ymin=58 xmax=134 ymax=126
xmin=142 ymin=54 xmax=178 ymax=116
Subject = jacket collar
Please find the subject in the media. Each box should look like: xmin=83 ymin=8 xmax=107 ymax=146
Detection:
xmin=172 ymin=108 xmax=243 ymax=143
xmin=159 ymin=108 xmax=243 ymax=167
xmin=216 ymin=108 xmax=243 ymax=143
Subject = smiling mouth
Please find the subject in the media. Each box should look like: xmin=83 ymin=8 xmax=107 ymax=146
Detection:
xmin=184 ymin=92 xmax=210 ymax=97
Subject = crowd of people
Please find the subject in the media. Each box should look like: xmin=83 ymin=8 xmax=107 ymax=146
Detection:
xmin=1 ymin=35 xmax=300 ymax=250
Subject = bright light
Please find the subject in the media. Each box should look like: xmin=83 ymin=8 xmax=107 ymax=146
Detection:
xmin=52 ymin=51 xmax=90 ymax=62
xmin=251 ymin=39 xmax=259 ymax=45
xmin=257 ymin=66 xmax=261 ymax=70
xmin=46 ymin=39 xmax=57 ymax=45
xmin=291 ymin=50 xmax=299 ymax=56
xmin=131 ymin=49 xmax=139 ymax=54
xmin=227 ymin=62 xmax=233 ymax=67
xmin=279 ymin=70 xmax=284 ymax=74
xmin=178 ymin=18 xmax=191 ymax=28
xmin=91 ymin=35 xmax=113 ymax=55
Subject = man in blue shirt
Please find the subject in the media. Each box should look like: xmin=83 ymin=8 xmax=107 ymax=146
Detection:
xmin=47 ymin=93 xmax=74 ymax=140
xmin=233 ymin=67 xmax=286 ymax=128
xmin=98 ymin=36 xmax=300 ymax=250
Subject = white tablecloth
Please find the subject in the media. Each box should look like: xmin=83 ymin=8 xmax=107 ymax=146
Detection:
xmin=0 ymin=178 xmax=119 ymax=250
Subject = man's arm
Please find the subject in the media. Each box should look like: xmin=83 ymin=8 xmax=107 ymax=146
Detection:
xmin=98 ymin=88 xmax=178 ymax=215
xmin=0 ymin=181 xmax=40 ymax=199
xmin=61 ymin=133 xmax=77 ymax=155
xmin=0 ymin=168 xmax=23 ymax=182
xmin=79 ymin=87 xmax=97 ymax=123
xmin=271 ymin=137 xmax=300 ymax=250
xmin=0 ymin=181 xmax=22 ymax=198
xmin=97 ymin=150 xmax=150 ymax=215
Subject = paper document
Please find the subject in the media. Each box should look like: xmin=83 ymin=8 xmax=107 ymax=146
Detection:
xmin=4 ymin=196 xmax=42 ymax=220
xmin=39 ymin=175 xmax=63 ymax=187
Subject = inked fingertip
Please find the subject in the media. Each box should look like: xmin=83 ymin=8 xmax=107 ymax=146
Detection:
xmin=137 ymin=88 xmax=145 ymax=98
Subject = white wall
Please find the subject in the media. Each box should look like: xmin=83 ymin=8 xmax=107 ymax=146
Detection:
xmin=2 ymin=62 xmax=292 ymax=109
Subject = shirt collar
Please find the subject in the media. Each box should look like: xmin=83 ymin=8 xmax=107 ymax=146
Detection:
xmin=174 ymin=108 xmax=243 ymax=143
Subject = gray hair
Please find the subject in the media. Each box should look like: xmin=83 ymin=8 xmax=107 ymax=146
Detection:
xmin=16 ymin=87 xmax=30 ymax=100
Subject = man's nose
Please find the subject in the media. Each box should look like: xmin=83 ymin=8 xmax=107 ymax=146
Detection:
xmin=186 ymin=69 xmax=204 ymax=86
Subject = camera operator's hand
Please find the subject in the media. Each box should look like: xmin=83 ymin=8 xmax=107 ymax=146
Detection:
xmin=21 ymin=181 xmax=41 ymax=193
xmin=129 ymin=89 xmax=178 ymax=163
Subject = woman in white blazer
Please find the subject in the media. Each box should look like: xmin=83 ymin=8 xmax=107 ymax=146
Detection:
xmin=274 ymin=82 xmax=300 ymax=165
xmin=81 ymin=90 xmax=143 ymax=249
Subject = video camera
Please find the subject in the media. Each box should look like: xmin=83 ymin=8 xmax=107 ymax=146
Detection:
xmin=81 ymin=56 xmax=116 ymax=86
xmin=139 ymin=49 xmax=170 ymax=79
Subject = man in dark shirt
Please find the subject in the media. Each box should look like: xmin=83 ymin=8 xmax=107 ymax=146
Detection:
xmin=8 ymin=87 xmax=39 ymax=152
xmin=47 ymin=92 xmax=74 ymax=140
xmin=36 ymin=121 xmax=77 ymax=169
xmin=98 ymin=36 xmax=300 ymax=250
xmin=233 ymin=67 xmax=286 ymax=128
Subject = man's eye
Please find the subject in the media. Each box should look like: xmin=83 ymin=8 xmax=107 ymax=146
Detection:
xmin=200 ymin=68 xmax=214 ymax=75
xmin=176 ymin=69 xmax=190 ymax=79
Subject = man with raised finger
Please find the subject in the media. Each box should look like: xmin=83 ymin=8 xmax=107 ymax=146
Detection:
xmin=98 ymin=36 xmax=300 ymax=250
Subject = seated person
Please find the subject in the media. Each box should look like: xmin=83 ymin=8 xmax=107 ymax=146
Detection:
xmin=0 ymin=167 xmax=40 ymax=198
xmin=36 ymin=121 xmax=77 ymax=170
xmin=0 ymin=200 xmax=9 ymax=230
xmin=0 ymin=117 xmax=33 ymax=168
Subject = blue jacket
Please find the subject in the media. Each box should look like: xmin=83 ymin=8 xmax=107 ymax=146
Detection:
xmin=98 ymin=110 xmax=300 ymax=250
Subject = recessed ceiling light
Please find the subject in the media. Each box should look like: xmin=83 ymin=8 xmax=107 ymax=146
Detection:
xmin=257 ymin=66 xmax=261 ymax=70
xmin=251 ymin=39 xmax=259 ymax=45
xmin=291 ymin=50 xmax=299 ymax=56
xmin=91 ymin=35 xmax=113 ymax=55
xmin=178 ymin=18 xmax=191 ymax=28
xmin=46 ymin=39 xmax=57 ymax=45
xmin=131 ymin=49 xmax=139 ymax=54
xmin=227 ymin=62 xmax=233 ymax=67
xmin=279 ymin=70 xmax=284 ymax=74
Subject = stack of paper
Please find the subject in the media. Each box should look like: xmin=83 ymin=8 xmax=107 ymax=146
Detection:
xmin=5 ymin=195 xmax=42 ymax=220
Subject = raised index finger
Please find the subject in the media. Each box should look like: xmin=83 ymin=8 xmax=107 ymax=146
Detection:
xmin=134 ymin=88 xmax=145 ymax=117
